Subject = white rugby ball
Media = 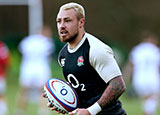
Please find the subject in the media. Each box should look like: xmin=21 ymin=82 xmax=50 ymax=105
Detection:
xmin=44 ymin=78 xmax=78 ymax=113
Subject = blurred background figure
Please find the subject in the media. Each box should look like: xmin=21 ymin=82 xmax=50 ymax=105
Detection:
xmin=0 ymin=40 xmax=10 ymax=115
xmin=123 ymin=31 xmax=160 ymax=115
xmin=15 ymin=26 xmax=55 ymax=115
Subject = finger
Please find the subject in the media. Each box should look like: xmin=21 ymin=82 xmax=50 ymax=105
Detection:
xmin=68 ymin=112 xmax=74 ymax=115
xmin=72 ymin=109 xmax=77 ymax=114
xmin=51 ymin=106 xmax=57 ymax=111
xmin=69 ymin=109 xmax=77 ymax=115
xmin=42 ymin=93 xmax=46 ymax=98
xmin=50 ymin=106 xmax=67 ymax=114
xmin=56 ymin=111 xmax=61 ymax=114
xmin=51 ymin=107 xmax=61 ymax=114
xmin=47 ymin=103 xmax=54 ymax=107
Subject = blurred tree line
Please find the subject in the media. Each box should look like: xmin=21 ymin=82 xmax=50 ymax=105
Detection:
xmin=1 ymin=0 xmax=160 ymax=64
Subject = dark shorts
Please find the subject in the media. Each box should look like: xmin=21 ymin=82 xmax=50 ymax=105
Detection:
xmin=97 ymin=107 xmax=126 ymax=115
xmin=97 ymin=100 xmax=126 ymax=115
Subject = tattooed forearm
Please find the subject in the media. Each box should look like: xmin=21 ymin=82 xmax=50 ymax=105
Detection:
xmin=97 ymin=76 xmax=126 ymax=108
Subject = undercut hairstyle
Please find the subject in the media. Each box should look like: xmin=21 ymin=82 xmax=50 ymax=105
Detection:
xmin=59 ymin=2 xmax=85 ymax=20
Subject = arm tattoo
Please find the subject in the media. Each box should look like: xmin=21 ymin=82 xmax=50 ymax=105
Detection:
xmin=97 ymin=76 xmax=126 ymax=108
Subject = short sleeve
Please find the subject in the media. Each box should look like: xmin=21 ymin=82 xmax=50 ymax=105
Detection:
xmin=89 ymin=46 xmax=122 ymax=83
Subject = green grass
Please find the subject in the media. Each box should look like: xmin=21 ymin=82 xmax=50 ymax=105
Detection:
xmin=4 ymin=51 xmax=160 ymax=115
xmin=121 ymin=95 xmax=143 ymax=115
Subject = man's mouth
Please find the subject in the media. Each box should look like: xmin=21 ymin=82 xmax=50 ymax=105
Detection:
xmin=60 ymin=31 xmax=68 ymax=36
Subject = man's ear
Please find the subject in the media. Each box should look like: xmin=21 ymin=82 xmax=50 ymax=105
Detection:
xmin=79 ymin=18 xmax=85 ymax=28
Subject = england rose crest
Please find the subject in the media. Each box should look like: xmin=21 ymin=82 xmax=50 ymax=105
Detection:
xmin=77 ymin=56 xmax=84 ymax=66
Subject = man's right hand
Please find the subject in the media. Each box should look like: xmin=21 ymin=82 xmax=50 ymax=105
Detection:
xmin=42 ymin=93 xmax=67 ymax=114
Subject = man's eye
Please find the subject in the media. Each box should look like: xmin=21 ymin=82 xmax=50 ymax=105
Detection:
xmin=66 ymin=20 xmax=71 ymax=22
xmin=57 ymin=20 xmax=61 ymax=23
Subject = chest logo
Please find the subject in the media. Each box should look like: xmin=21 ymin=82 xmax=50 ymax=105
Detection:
xmin=77 ymin=56 xmax=84 ymax=66
xmin=61 ymin=58 xmax=66 ymax=67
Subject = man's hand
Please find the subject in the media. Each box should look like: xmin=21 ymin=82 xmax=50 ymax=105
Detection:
xmin=42 ymin=93 xmax=67 ymax=114
xmin=69 ymin=108 xmax=91 ymax=115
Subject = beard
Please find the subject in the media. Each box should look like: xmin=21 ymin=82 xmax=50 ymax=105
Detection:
xmin=60 ymin=31 xmax=79 ymax=43
xmin=65 ymin=32 xmax=78 ymax=43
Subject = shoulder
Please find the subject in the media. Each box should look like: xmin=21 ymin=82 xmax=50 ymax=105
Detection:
xmin=0 ymin=41 xmax=8 ymax=51
xmin=58 ymin=44 xmax=68 ymax=67
xmin=0 ymin=41 xmax=6 ymax=47
xmin=86 ymin=33 xmax=113 ymax=59
xmin=85 ymin=33 xmax=115 ymax=68
xmin=129 ymin=43 xmax=143 ymax=56
xmin=58 ymin=44 xmax=68 ymax=57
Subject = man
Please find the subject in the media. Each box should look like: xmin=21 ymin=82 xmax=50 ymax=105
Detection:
xmin=123 ymin=32 xmax=160 ymax=115
xmin=0 ymin=40 xmax=10 ymax=115
xmin=44 ymin=2 xmax=126 ymax=115
xmin=15 ymin=26 xmax=54 ymax=115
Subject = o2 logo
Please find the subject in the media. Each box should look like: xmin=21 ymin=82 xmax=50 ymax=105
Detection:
xmin=67 ymin=74 xmax=86 ymax=91
xmin=60 ymin=86 xmax=68 ymax=96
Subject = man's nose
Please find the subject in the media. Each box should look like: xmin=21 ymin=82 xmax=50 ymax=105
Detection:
xmin=60 ymin=21 xmax=65 ymax=28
